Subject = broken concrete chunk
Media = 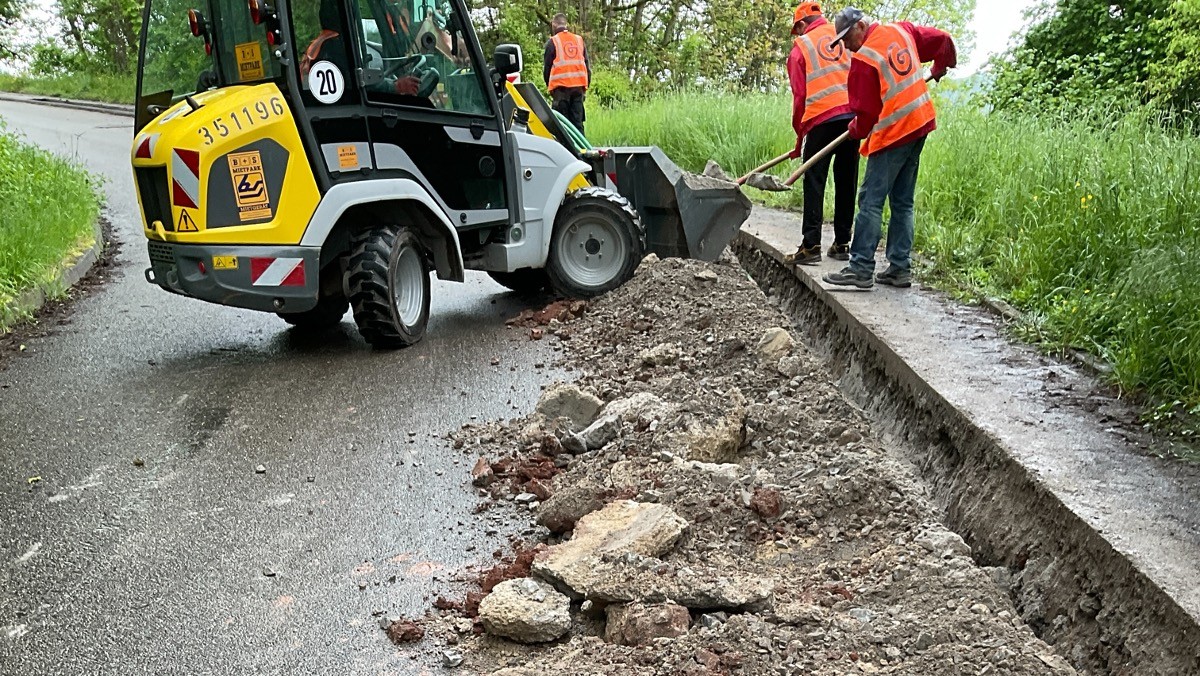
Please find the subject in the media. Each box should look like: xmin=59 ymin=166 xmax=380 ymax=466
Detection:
xmin=776 ymin=355 xmax=805 ymax=378
xmin=701 ymin=160 xmax=732 ymax=182
xmin=693 ymin=269 xmax=719 ymax=283
xmin=678 ymin=460 xmax=741 ymax=486
xmin=757 ymin=327 xmax=796 ymax=362
xmin=578 ymin=556 xmax=776 ymax=610
xmin=536 ymin=383 xmax=603 ymax=432
xmin=536 ymin=482 xmax=609 ymax=534
xmin=604 ymin=602 xmax=691 ymax=646
xmin=558 ymin=432 xmax=587 ymax=455
xmin=478 ymin=577 xmax=572 ymax=644
xmin=533 ymin=501 xmax=688 ymax=599
xmin=915 ymin=528 xmax=972 ymax=558
xmin=579 ymin=416 xmax=620 ymax=451
xmin=638 ymin=342 xmax=681 ymax=367
xmin=603 ymin=392 xmax=676 ymax=423
xmin=684 ymin=389 xmax=747 ymax=463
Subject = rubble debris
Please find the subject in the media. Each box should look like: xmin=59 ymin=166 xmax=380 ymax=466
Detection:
xmin=756 ymin=327 xmax=795 ymax=362
xmin=532 ymin=501 xmax=687 ymax=599
xmin=430 ymin=256 xmax=1077 ymax=675
xmin=535 ymin=383 xmax=603 ymax=432
xmin=478 ymin=578 xmax=572 ymax=644
xmin=604 ymin=602 xmax=691 ymax=646
xmin=384 ymin=618 xmax=425 ymax=644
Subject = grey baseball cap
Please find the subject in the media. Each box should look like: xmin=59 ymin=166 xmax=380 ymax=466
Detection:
xmin=831 ymin=7 xmax=865 ymax=43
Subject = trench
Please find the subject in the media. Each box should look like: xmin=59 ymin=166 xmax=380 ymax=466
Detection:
xmin=733 ymin=237 xmax=1200 ymax=676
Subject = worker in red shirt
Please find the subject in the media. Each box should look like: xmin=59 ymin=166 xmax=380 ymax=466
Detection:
xmin=822 ymin=7 xmax=955 ymax=290
xmin=784 ymin=2 xmax=859 ymax=266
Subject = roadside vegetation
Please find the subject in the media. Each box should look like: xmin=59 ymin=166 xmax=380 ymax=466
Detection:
xmin=0 ymin=72 xmax=134 ymax=104
xmin=0 ymin=127 xmax=100 ymax=329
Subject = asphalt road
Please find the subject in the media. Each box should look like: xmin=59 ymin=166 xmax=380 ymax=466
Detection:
xmin=0 ymin=99 xmax=561 ymax=675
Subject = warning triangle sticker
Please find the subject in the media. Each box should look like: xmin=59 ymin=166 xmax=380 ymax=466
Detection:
xmin=177 ymin=209 xmax=199 ymax=232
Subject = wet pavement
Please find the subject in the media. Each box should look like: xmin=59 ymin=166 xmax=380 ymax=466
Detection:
xmin=0 ymin=100 xmax=561 ymax=674
xmin=742 ymin=208 xmax=1200 ymax=623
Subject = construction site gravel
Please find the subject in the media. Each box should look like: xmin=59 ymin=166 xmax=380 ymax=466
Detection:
xmin=407 ymin=253 xmax=1080 ymax=675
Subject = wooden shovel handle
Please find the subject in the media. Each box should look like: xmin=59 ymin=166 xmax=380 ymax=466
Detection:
xmin=783 ymin=131 xmax=851 ymax=187
xmin=736 ymin=151 xmax=793 ymax=185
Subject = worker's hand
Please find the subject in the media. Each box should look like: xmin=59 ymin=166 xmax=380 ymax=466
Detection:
xmin=789 ymin=147 xmax=803 ymax=160
xmin=394 ymin=76 xmax=421 ymax=96
xmin=931 ymin=66 xmax=948 ymax=82
xmin=848 ymin=117 xmax=868 ymax=141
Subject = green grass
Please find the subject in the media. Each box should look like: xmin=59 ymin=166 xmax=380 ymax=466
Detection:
xmin=0 ymin=73 xmax=135 ymax=105
xmin=0 ymin=127 xmax=101 ymax=329
xmin=590 ymin=92 xmax=1200 ymax=418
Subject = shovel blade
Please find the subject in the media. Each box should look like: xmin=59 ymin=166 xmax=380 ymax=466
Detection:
xmin=744 ymin=173 xmax=791 ymax=192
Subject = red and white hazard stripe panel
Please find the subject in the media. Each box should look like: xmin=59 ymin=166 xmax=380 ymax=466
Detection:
xmin=250 ymin=257 xmax=306 ymax=287
xmin=134 ymin=133 xmax=160 ymax=159
xmin=172 ymin=148 xmax=201 ymax=209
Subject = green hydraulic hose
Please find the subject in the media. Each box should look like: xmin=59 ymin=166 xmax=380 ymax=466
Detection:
xmin=552 ymin=109 xmax=593 ymax=152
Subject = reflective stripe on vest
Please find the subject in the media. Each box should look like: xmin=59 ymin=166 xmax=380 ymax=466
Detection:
xmin=549 ymin=31 xmax=589 ymax=90
xmin=852 ymin=24 xmax=935 ymax=156
xmin=796 ymin=23 xmax=850 ymax=124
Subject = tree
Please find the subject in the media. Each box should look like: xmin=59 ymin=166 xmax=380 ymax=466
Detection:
xmin=1 ymin=0 xmax=26 ymax=58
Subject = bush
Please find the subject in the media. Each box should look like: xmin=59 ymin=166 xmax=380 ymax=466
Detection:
xmin=0 ymin=128 xmax=100 ymax=327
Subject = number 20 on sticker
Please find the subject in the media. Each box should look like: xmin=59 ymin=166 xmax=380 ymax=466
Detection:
xmin=307 ymin=61 xmax=344 ymax=105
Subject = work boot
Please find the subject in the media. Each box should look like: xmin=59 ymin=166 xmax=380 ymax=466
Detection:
xmin=784 ymin=245 xmax=821 ymax=266
xmin=827 ymin=243 xmax=850 ymax=261
xmin=875 ymin=265 xmax=913 ymax=288
xmin=823 ymin=266 xmax=874 ymax=289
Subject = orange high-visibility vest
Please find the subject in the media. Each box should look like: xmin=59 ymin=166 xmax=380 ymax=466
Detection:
xmin=795 ymin=22 xmax=850 ymax=125
xmin=549 ymin=31 xmax=589 ymax=91
xmin=301 ymin=29 xmax=339 ymax=78
xmin=852 ymin=23 xmax=936 ymax=156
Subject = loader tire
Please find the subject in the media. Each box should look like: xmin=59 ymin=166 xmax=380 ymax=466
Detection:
xmin=347 ymin=225 xmax=431 ymax=348
xmin=277 ymin=293 xmax=348 ymax=329
xmin=546 ymin=187 xmax=645 ymax=299
xmin=487 ymin=268 xmax=549 ymax=294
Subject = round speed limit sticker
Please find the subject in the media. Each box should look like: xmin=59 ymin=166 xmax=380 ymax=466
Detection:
xmin=307 ymin=60 xmax=344 ymax=104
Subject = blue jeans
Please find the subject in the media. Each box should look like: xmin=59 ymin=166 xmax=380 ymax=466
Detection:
xmin=849 ymin=136 xmax=926 ymax=276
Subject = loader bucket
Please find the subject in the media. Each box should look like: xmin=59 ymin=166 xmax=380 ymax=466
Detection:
xmin=606 ymin=147 xmax=752 ymax=262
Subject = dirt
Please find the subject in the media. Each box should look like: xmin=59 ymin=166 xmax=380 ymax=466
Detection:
xmin=0 ymin=219 xmax=119 ymax=372
xmin=407 ymin=252 xmax=1081 ymax=675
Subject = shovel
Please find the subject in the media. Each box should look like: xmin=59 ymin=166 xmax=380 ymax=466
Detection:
xmin=702 ymin=151 xmax=792 ymax=186
xmin=744 ymin=131 xmax=849 ymax=192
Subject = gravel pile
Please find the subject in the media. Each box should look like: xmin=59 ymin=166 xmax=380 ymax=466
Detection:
xmin=418 ymin=253 xmax=1078 ymax=675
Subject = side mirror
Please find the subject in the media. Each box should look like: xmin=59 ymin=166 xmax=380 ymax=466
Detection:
xmin=493 ymin=44 xmax=522 ymax=77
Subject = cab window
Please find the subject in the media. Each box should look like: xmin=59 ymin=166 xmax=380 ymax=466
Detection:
xmin=353 ymin=0 xmax=490 ymax=114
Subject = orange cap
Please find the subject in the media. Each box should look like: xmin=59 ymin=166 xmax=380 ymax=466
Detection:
xmin=793 ymin=2 xmax=821 ymax=23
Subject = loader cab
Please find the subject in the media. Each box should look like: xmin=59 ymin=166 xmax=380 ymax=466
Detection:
xmin=135 ymin=0 xmax=517 ymax=233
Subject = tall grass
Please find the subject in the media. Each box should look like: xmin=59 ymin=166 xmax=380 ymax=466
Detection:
xmin=591 ymin=92 xmax=1200 ymax=410
xmin=0 ymin=73 xmax=136 ymax=105
xmin=0 ymin=128 xmax=100 ymax=328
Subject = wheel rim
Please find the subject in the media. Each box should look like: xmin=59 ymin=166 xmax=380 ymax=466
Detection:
xmin=391 ymin=242 xmax=425 ymax=327
xmin=554 ymin=214 xmax=627 ymax=288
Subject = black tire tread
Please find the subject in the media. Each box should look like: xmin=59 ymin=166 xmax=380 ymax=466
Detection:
xmin=347 ymin=225 xmax=430 ymax=348
xmin=546 ymin=187 xmax=645 ymax=299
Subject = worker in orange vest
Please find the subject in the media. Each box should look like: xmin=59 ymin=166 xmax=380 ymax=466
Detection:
xmin=822 ymin=7 xmax=955 ymax=290
xmin=784 ymin=2 xmax=858 ymax=267
xmin=543 ymin=13 xmax=591 ymax=135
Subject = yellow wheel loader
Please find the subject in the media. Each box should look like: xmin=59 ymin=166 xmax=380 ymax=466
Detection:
xmin=131 ymin=0 xmax=750 ymax=347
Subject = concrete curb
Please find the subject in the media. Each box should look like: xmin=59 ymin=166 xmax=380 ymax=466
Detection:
xmin=0 ymin=92 xmax=133 ymax=118
xmin=7 ymin=218 xmax=105 ymax=325
xmin=733 ymin=225 xmax=1200 ymax=674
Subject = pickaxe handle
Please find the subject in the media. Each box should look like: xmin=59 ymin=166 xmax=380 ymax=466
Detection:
xmin=736 ymin=151 xmax=792 ymax=185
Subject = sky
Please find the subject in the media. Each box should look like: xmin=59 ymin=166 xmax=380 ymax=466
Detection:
xmin=961 ymin=0 xmax=1040 ymax=75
